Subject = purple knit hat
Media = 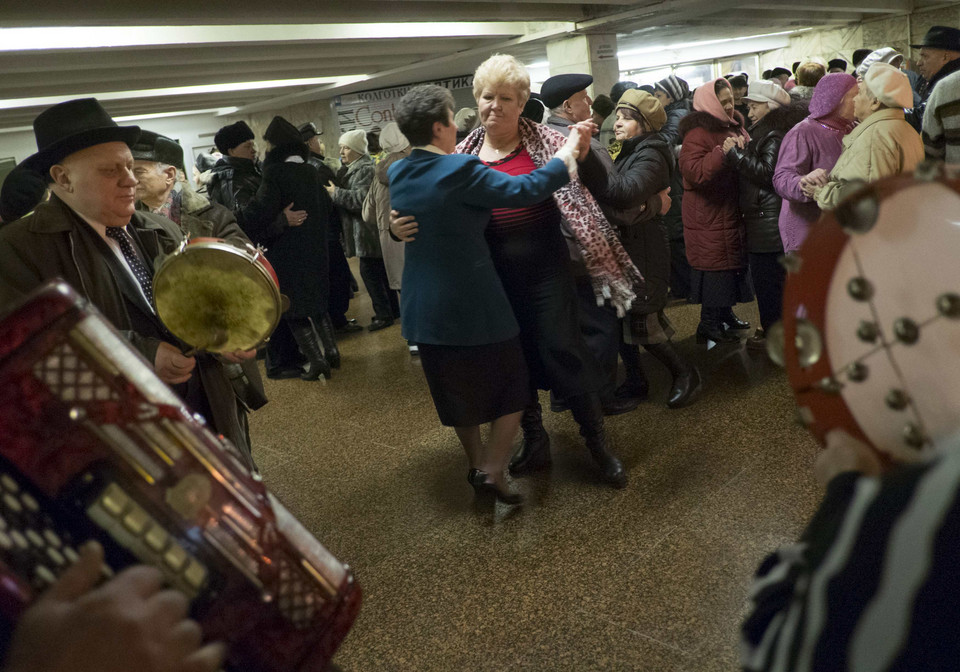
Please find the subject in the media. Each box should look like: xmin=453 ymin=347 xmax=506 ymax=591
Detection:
xmin=808 ymin=73 xmax=858 ymax=119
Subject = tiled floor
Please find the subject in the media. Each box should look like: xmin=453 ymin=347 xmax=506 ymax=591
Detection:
xmin=250 ymin=268 xmax=823 ymax=671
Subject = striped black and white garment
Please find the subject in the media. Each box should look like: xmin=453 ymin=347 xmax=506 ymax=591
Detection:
xmin=922 ymin=69 xmax=960 ymax=164
xmin=741 ymin=445 xmax=960 ymax=671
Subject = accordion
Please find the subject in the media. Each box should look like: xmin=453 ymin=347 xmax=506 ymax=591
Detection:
xmin=0 ymin=281 xmax=360 ymax=671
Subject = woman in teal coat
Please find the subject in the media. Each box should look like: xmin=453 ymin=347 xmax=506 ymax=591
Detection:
xmin=389 ymin=84 xmax=584 ymax=506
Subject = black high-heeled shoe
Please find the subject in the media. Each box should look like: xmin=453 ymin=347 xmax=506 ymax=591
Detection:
xmin=696 ymin=322 xmax=740 ymax=346
xmin=720 ymin=310 xmax=751 ymax=332
xmin=467 ymin=469 xmax=523 ymax=505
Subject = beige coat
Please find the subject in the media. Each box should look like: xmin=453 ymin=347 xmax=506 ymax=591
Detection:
xmin=816 ymin=108 xmax=924 ymax=210
xmin=362 ymin=150 xmax=410 ymax=290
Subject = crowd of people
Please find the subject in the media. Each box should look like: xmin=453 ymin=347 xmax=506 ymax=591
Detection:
xmin=1 ymin=22 xmax=960 ymax=671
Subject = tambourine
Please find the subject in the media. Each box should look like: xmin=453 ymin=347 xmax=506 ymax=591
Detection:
xmin=768 ymin=166 xmax=960 ymax=464
xmin=153 ymin=237 xmax=284 ymax=354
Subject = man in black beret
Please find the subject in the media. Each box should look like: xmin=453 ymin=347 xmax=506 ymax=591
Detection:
xmin=770 ymin=67 xmax=792 ymax=88
xmin=828 ymin=58 xmax=848 ymax=73
xmin=852 ymin=48 xmax=872 ymax=69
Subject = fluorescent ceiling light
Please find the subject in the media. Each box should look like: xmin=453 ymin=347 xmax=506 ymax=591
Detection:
xmin=0 ymin=76 xmax=368 ymax=111
xmin=618 ymin=28 xmax=808 ymax=58
xmin=0 ymin=23 xmax=531 ymax=51
xmin=114 ymin=107 xmax=239 ymax=122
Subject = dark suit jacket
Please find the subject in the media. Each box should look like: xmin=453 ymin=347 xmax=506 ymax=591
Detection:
xmin=387 ymin=149 xmax=569 ymax=346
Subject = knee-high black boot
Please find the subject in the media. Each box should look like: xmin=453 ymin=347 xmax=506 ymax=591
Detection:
xmin=615 ymin=341 xmax=649 ymax=402
xmin=643 ymin=341 xmax=703 ymax=409
xmin=509 ymin=402 xmax=552 ymax=476
xmin=290 ymin=320 xmax=331 ymax=381
xmin=697 ymin=306 xmax=738 ymax=345
xmin=567 ymin=393 xmax=627 ymax=488
xmin=316 ymin=313 xmax=341 ymax=369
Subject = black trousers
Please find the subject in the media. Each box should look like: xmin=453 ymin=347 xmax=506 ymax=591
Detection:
xmin=265 ymin=318 xmax=305 ymax=373
xmin=748 ymin=252 xmax=786 ymax=332
xmin=568 ymin=275 xmax=619 ymax=404
xmin=359 ymin=257 xmax=398 ymax=321
xmin=328 ymin=238 xmax=353 ymax=327
xmin=669 ymin=236 xmax=692 ymax=300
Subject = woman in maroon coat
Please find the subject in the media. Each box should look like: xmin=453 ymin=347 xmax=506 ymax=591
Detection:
xmin=678 ymin=78 xmax=755 ymax=345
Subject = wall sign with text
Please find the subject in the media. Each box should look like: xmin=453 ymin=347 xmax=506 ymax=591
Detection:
xmin=335 ymin=76 xmax=476 ymax=132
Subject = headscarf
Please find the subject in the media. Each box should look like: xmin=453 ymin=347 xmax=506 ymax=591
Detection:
xmin=379 ymin=122 xmax=409 ymax=154
xmin=458 ymin=118 xmax=643 ymax=316
xmin=808 ymin=73 xmax=858 ymax=119
xmin=693 ymin=79 xmax=750 ymax=140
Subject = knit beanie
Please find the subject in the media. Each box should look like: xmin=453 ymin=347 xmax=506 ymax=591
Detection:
xmin=616 ymin=89 xmax=667 ymax=131
xmin=654 ymin=74 xmax=690 ymax=104
xmin=379 ymin=122 xmax=410 ymax=154
xmin=808 ymin=73 xmax=858 ymax=119
xmin=338 ymin=129 xmax=368 ymax=155
xmin=864 ymin=62 xmax=914 ymax=109
xmin=214 ymin=121 xmax=254 ymax=154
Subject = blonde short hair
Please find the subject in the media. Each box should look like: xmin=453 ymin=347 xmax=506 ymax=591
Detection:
xmin=472 ymin=54 xmax=531 ymax=107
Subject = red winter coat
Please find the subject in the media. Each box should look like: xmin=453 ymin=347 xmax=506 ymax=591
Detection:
xmin=678 ymin=110 xmax=749 ymax=271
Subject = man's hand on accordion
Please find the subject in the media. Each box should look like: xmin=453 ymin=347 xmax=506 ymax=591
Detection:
xmin=2 ymin=541 xmax=226 ymax=672
xmin=155 ymin=342 xmax=196 ymax=385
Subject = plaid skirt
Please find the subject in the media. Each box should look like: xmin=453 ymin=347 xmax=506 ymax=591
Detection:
xmin=622 ymin=309 xmax=676 ymax=345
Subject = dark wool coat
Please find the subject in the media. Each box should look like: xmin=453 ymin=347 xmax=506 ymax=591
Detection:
xmin=236 ymin=145 xmax=331 ymax=318
xmin=584 ymin=133 xmax=674 ymax=315
xmin=207 ymin=156 xmax=263 ymax=212
xmin=0 ymin=194 xmax=254 ymax=455
xmin=658 ymin=99 xmax=691 ymax=241
xmin=678 ymin=109 xmax=749 ymax=271
xmin=725 ymin=103 xmax=808 ymax=254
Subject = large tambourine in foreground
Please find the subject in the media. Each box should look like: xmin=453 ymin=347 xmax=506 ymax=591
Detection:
xmin=153 ymin=237 xmax=285 ymax=353
xmin=768 ymin=166 xmax=960 ymax=464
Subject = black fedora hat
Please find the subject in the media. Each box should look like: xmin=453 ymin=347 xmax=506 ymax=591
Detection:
xmin=911 ymin=25 xmax=960 ymax=51
xmin=22 ymin=98 xmax=140 ymax=175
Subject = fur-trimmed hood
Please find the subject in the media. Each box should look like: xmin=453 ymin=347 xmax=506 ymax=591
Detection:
xmin=678 ymin=109 xmax=747 ymax=141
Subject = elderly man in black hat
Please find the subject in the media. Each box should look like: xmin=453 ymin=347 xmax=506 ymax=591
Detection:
xmin=298 ymin=122 xmax=341 ymax=179
xmin=911 ymin=26 xmax=960 ymax=130
xmin=0 ymin=98 xmax=259 ymax=468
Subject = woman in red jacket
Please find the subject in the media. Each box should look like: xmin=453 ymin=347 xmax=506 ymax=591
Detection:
xmin=678 ymin=78 xmax=754 ymax=345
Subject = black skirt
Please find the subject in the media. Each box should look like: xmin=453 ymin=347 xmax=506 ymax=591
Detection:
xmin=689 ymin=268 xmax=755 ymax=307
xmin=418 ymin=337 xmax=530 ymax=427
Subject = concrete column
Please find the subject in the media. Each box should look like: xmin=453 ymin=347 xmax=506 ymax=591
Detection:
xmin=546 ymin=33 xmax=620 ymax=101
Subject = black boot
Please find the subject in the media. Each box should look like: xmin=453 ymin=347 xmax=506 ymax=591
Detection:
xmin=697 ymin=307 xmax=739 ymax=346
xmin=568 ymin=394 xmax=627 ymax=488
xmin=720 ymin=307 xmax=750 ymax=332
xmin=643 ymin=341 xmax=703 ymax=409
xmin=615 ymin=342 xmax=649 ymax=402
xmin=509 ymin=402 xmax=552 ymax=476
xmin=316 ymin=313 xmax=341 ymax=369
xmin=290 ymin=321 xmax=331 ymax=381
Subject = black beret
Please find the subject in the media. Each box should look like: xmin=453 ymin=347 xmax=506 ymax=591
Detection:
xmin=770 ymin=67 xmax=792 ymax=78
xmin=762 ymin=69 xmax=773 ymax=79
xmin=852 ymin=49 xmax=872 ymax=67
xmin=214 ymin=121 xmax=254 ymax=154
xmin=521 ymin=97 xmax=545 ymax=123
xmin=827 ymin=58 xmax=848 ymax=72
xmin=129 ymin=130 xmax=185 ymax=171
xmin=540 ymin=73 xmax=593 ymax=109
xmin=0 ymin=165 xmax=47 ymax=224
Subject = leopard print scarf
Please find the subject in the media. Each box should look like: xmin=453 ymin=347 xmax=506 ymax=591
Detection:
xmin=457 ymin=117 xmax=642 ymax=316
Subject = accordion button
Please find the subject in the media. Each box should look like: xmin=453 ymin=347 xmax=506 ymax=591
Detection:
xmin=183 ymin=560 xmax=208 ymax=589
xmin=0 ymin=515 xmax=7 ymax=530
xmin=63 ymin=547 xmax=80 ymax=564
xmin=46 ymin=547 xmax=66 ymax=567
xmin=122 ymin=506 xmax=151 ymax=535
xmin=0 ymin=475 xmax=19 ymax=493
xmin=0 ymin=530 xmax=12 ymax=550
xmin=26 ymin=530 xmax=45 ymax=549
xmin=163 ymin=543 xmax=188 ymax=571
xmin=145 ymin=525 xmax=169 ymax=553
xmin=3 ymin=494 xmax=23 ymax=514
xmin=9 ymin=531 xmax=28 ymax=551
xmin=21 ymin=494 xmax=40 ymax=513
xmin=34 ymin=565 xmax=56 ymax=586
xmin=42 ymin=530 xmax=62 ymax=548
xmin=101 ymin=485 xmax=131 ymax=517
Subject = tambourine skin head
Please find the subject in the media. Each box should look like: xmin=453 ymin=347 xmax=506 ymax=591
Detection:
xmin=153 ymin=239 xmax=282 ymax=353
xmin=782 ymin=173 xmax=960 ymax=465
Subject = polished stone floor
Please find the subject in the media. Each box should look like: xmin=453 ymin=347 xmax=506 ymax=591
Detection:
xmin=250 ymin=270 xmax=823 ymax=671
